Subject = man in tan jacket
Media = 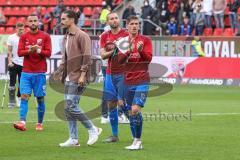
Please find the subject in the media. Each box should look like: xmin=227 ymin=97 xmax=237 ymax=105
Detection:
xmin=56 ymin=10 xmax=102 ymax=147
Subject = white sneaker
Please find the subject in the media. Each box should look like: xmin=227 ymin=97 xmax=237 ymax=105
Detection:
xmin=87 ymin=126 xmax=102 ymax=145
xmin=101 ymin=116 xmax=110 ymax=124
xmin=16 ymin=97 xmax=21 ymax=107
xmin=118 ymin=114 xmax=130 ymax=124
xmin=59 ymin=138 xmax=80 ymax=147
xmin=125 ymin=139 xmax=143 ymax=150
xmin=8 ymin=103 xmax=15 ymax=108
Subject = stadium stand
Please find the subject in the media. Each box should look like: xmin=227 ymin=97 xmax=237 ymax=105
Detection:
xmin=203 ymin=28 xmax=213 ymax=36
xmin=0 ymin=0 xmax=239 ymax=36
xmin=213 ymin=28 xmax=224 ymax=36
xmin=0 ymin=0 xmax=104 ymax=34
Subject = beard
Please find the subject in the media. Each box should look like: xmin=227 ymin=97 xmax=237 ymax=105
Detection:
xmin=30 ymin=25 xmax=38 ymax=31
xmin=110 ymin=23 xmax=119 ymax=29
xmin=61 ymin=23 xmax=69 ymax=29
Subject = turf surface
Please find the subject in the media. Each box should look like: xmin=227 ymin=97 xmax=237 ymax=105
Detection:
xmin=0 ymin=81 xmax=240 ymax=160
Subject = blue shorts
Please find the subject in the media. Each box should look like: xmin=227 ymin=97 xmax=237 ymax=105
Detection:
xmin=125 ymin=83 xmax=149 ymax=108
xmin=20 ymin=72 xmax=46 ymax=97
xmin=104 ymin=73 xmax=125 ymax=101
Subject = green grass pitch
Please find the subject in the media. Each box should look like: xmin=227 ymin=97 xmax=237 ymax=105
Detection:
xmin=0 ymin=81 xmax=240 ymax=160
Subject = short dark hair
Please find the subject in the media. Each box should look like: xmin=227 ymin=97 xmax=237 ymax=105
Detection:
xmin=126 ymin=15 xmax=139 ymax=24
xmin=16 ymin=22 xmax=24 ymax=28
xmin=62 ymin=10 xmax=78 ymax=24
xmin=28 ymin=13 xmax=38 ymax=18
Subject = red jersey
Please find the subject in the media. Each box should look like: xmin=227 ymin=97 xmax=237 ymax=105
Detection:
xmin=100 ymin=29 xmax=129 ymax=74
xmin=18 ymin=30 xmax=52 ymax=73
xmin=121 ymin=35 xmax=152 ymax=85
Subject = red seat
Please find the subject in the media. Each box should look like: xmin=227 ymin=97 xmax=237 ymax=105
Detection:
xmin=18 ymin=17 xmax=27 ymax=24
xmin=3 ymin=7 xmax=12 ymax=15
xmin=0 ymin=0 xmax=5 ymax=5
xmin=30 ymin=7 xmax=37 ymax=14
xmin=84 ymin=19 xmax=91 ymax=27
xmin=92 ymin=0 xmax=102 ymax=5
xmin=32 ymin=0 xmax=41 ymax=5
xmin=47 ymin=7 xmax=54 ymax=13
xmin=65 ymin=0 xmax=74 ymax=5
xmin=203 ymin=28 xmax=213 ymax=36
xmin=223 ymin=28 xmax=234 ymax=36
xmin=13 ymin=0 xmax=23 ymax=5
xmin=22 ymin=0 xmax=33 ymax=5
xmin=213 ymin=28 xmax=224 ymax=36
xmin=6 ymin=0 xmax=13 ymax=5
xmin=21 ymin=7 xmax=30 ymax=15
xmin=83 ymin=7 xmax=92 ymax=16
xmin=7 ymin=17 xmax=17 ymax=25
xmin=12 ymin=7 xmax=21 ymax=15
xmin=114 ymin=0 xmax=122 ymax=5
xmin=5 ymin=27 xmax=15 ymax=34
xmin=41 ymin=7 xmax=47 ymax=15
xmin=41 ymin=0 xmax=56 ymax=5
xmin=0 ymin=27 xmax=5 ymax=34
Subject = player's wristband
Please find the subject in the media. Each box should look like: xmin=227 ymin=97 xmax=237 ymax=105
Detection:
xmin=37 ymin=48 xmax=41 ymax=54
xmin=112 ymin=48 xmax=118 ymax=57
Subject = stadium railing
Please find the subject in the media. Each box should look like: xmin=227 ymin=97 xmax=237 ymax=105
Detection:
xmin=52 ymin=18 xmax=162 ymax=36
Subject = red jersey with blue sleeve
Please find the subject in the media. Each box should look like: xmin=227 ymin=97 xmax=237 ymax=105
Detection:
xmin=18 ymin=30 xmax=52 ymax=73
xmin=121 ymin=35 xmax=152 ymax=85
xmin=100 ymin=29 xmax=129 ymax=74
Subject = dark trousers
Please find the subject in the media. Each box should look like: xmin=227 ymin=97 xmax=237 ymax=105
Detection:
xmin=195 ymin=25 xmax=205 ymax=36
xmin=8 ymin=63 xmax=22 ymax=97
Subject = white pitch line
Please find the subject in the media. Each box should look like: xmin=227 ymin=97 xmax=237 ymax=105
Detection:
xmin=1 ymin=111 xmax=56 ymax=114
xmin=0 ymin=113 xmax=240 ymax=124
xmin=194 ymin=113 xmax=240 ymax=116
xmin=141 ymin=112 xmax=240 ymax=116
xmin=1 ymin=111 xmax=240 ymax=116
xmin=0 ymin=119 xmax=62 ymax=124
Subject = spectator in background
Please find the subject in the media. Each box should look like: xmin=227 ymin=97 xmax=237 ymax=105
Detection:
xmin=192 ymin=0 xmax=203 ymax=28
xmin=188 ymin=0 xmax=195 ymax=27
xmin=192 ymin=36 xmax=205 ymax=57
xmin=180 ymin=16 xmax=192 ymax=36
xmin=105 ymin=0 xmax=113 ymax=9
xmin=0 ymin=8 xmax=6 ymax=25
xmin=213 ymin=0 xmax=226 ymax=29
xmin=112 ymin=0 xmax=122 ymax=10
xmin=177 ymin=2 xmax=186 ymax=27
xmin=35 ymin=6 xmax=44 ymax=31
xmin=229 ymin=0 xmax=240 ymax=30
xmin=156 ymin=0 xmax=169 ymax=34
xmin=149 ymin=0 xmax=156 ymax=9
xmin=91 ymin=7 xmax=101 ymax=31
xmin=53 ymin=0 xmax=66 ymax=34
xmin=141 ymin=0 xmax=154 ymax=35
xmin=195 ymin=3 xmax=205 ymax=36
xmin=99 ymin=5 xmax=111 ymax=30
xmin=43 ymin=12 xmax=56 ymax=34
xmin=167 ymin=16 xmax=177 ymax=35
xmin=76 ymin=7 xmax=85 ymax=28
xmin=168 ymin=0 xmax=181 ymax=18
xmin=236 ymin=9 xmax=240 ymax=36
xmin=202 ymin=0 xmax=213 ymax=28
xmin=182 ymin=0 xmax=191 ymax=18
xmin=122 ymin=5 xmax=136 ymax=27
